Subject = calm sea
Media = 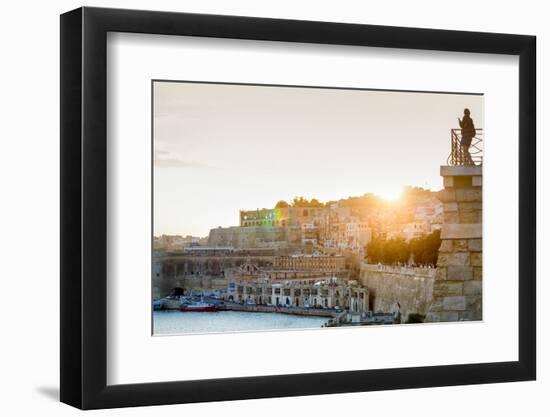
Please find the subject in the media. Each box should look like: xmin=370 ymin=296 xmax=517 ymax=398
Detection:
xmin=153 ymin=310 xmax=329 ymax=335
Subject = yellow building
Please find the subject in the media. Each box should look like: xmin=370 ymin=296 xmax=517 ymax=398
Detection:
xmin=273 ymin=254 xmax=345 ymax=272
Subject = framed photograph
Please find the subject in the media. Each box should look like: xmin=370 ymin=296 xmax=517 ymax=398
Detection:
xmin=60 ymin=6 xmax=536 ymax=409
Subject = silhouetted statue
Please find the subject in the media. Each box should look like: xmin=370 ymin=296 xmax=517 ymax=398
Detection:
xmin=458 ymin=108 xmax=476 ymax=165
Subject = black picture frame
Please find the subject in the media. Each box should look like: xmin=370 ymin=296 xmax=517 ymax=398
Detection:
xmin=60 ymin=6 xmax=536 ymax=410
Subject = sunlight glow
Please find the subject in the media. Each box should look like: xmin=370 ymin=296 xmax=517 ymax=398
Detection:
xmin=378 ymin=188 xmax=403 ymax=202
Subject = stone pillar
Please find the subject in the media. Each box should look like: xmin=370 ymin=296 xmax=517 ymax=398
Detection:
xmin=426 ymin=165 xmax=482 ymax=322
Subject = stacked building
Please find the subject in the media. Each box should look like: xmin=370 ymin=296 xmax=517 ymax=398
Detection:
xmin=208 ymin=192 xmax=442 ymax=253
xmin=227 ymin=275 xmax=368 ymax=313
xmin=210 ymin=204 xmax=374 ymax=253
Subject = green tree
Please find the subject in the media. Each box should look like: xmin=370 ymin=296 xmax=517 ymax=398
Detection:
xmin=339 ymin=193 xmax=383 ymax=210
xmin=275 ymin=200 xmax=289 ymax=208
xmin=309 ymin=198 xmax=323 ymax=207
xmin=291 ymin=196 xmax=308 ymax=207
xmin=366 ymin=238 xmax=384 ymax=263
xmin=409 ymin=229 xmax=441 ymax=266
xmin=366 ymin=230 xmax=441 ymax=266
xmin=290 ymin=196 xmax=325 ymax=208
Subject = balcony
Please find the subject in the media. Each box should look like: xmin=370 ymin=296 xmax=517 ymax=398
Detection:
xmin=447 ymin=128 xmax=483 ymax=166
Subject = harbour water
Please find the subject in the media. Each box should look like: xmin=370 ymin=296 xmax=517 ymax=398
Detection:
xmin=153 ymin=310 xmax=330 ymax=335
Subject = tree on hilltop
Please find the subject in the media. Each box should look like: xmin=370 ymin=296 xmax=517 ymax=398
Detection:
xmin=275 ymin=200 xmax=289 ymax=208
xmin=290 ymin=196 xmax=325 ymax=208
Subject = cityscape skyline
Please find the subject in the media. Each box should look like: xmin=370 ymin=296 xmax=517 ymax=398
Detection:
xmin=153 ymin=187 xmax=430 ymax=239
xmin=153 ymin=81 xmax=483 ymax=236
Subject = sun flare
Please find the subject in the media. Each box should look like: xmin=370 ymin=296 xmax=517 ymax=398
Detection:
xmin=378 ymin=188 xmax=403 ymax=202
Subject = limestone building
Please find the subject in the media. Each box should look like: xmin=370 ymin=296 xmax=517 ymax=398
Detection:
xmin=272 ymin=253 xmax=345 ymax=272
xmin=227 ymin=277 xmax=368 ymax=313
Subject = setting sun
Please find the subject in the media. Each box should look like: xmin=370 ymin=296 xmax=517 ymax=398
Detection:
xmin=378 ymin=188 xmax=403 ymax=202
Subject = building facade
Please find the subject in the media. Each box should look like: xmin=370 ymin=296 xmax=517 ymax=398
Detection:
xmin=272 ymin=254 xmax=345 ymax=272
xmin=227 ymin=278 xmax=368 ymax=313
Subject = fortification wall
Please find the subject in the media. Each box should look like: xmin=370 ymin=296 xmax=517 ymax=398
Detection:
xmin=152 ymin=275 xmax=228 ymax=299
xmin=359 ymin=263 xmax=436 ymax=321
xmin=425 ymin=165 xmax=483 ymax=322
xmin=208 ymin=225 xmax=301 ymax=247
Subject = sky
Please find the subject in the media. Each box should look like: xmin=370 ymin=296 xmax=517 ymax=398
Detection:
xmin=153 ymin=81 xmax=483 ymax=237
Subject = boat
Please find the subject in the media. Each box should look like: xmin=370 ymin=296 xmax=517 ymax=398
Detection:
xmin=206 ymin=298 xmax=226 ymax=310
xmin=153 ymin=299 xmax=163 ymax=311
xmin=161 ymin=296 xmax=183 ymax=310
xmin=179 ymin=301 xmax=217 ymax=312
xmin=178 ymin=296 xmax=193 ymax=307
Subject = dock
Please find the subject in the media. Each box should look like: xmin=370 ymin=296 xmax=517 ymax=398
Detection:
xmin=223 ymin=303 xmax=339 ymax=318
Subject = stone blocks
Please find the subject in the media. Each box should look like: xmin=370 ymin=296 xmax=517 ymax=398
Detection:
xmin=444 ymin=212 xmax=460 ymax=223
xmin=455 ymin=188 xmax=482 ymax=202
xmin=473 ymin=266 xmax=483 ymax=280
xmin=429 ymin=299 xmax=443 ymax=312
xmin=439 ymin=239 xmax=454 ymax=253
xmin=440 ymin=311 xmax=460 ymax=321
xmin=458 ymin=309 xmax=482 ymax=321
xmin=359 ymin=264 xmax=435 ymax=319
xmin=441 ymin=223 xmax=482 ymax=239
xmin=438 ymin=189 xmax=456 ymax=203
xmin=447 ymin=266 xmax=473 ymax=281
xmin=443 ymin=177 xmax=454 ymax=188
xmin=470 ymin=252 xmax=482 ymax=266
xmin=440 ymin=165 xmax=482 ymax=177
xmin=464 ymin=280 xmax=482 ymax=296
xmin=453 ymin=239 xmax=469 ymax=252
xmin=425 ymin=166 xmax=482 ymax=323
xmin=443 ymin=296 xmax=467 ymax=311
xmin=444 ymin=202 xmax=458 ymax=212
xmin=468 ymin=238 xmax=482 ymax=252
xmin=425 ymin=312 xmax=441 ymax=322
xmin=458 ymin=208 xmax=482 ymax=223
xmin=433 ymin=281 xmax=463 ymax=297
xmin=447 ymin=253 xmax=470 ymax=266
xmin=435 ymin=267 xmax=447 ymax=281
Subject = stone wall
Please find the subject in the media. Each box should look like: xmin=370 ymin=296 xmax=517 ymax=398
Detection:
xmin=425 ymin=165 xmax=482 ymax=322
xmin=152 ymin=275 xmax=228 ymax=299
xmin=152 ymin=252 xmax=274 ymax=298
xmin=359 ymin=263 xmax=436 ymax=321
xmin=208 ymin=225 xmax=302 ymax=248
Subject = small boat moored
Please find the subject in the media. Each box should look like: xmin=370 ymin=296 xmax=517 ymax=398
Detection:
xmin=179 ymin=301 xmax=217 ymax=312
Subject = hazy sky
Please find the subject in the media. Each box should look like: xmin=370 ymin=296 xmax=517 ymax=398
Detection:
xmin=153 ymin=81 xmax=483 ymax=237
